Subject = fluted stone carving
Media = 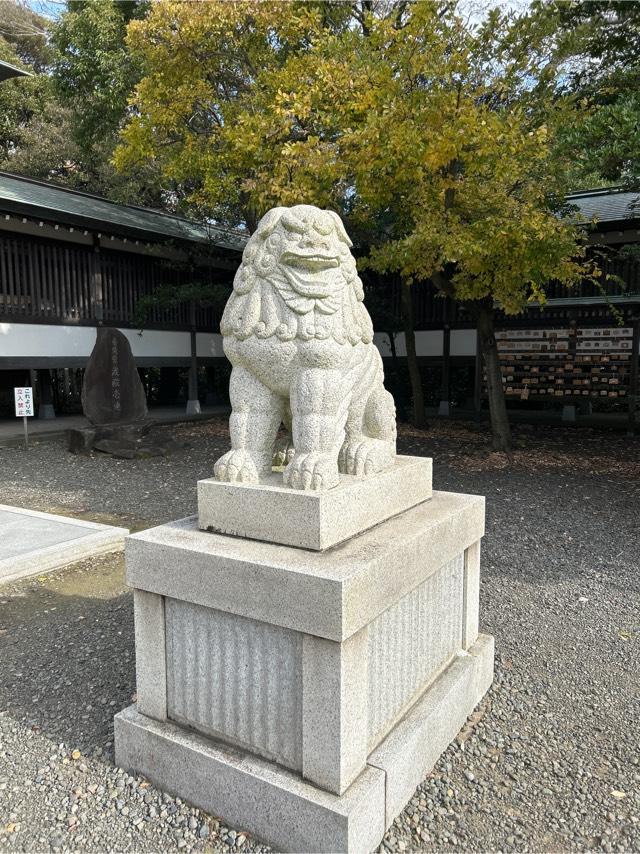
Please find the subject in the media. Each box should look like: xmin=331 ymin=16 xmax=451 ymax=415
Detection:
xmin=214 ymin=205 xmax=396 ymax=491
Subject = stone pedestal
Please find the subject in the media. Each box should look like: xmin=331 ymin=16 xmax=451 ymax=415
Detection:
xmin=198 ymin=455 xmax=432 ymax=549
xmin=115 ymin=457 xmax=493 ymax=853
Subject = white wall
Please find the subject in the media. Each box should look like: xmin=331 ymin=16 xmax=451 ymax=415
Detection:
xmin=0 ymin=322 xmax=97 ymax=358
xmin=196 ymin=333 xmax=225 ymax=358
xmin=451 ymin=329 xmax=477 ymax=356
xmin=0 ymin=323 xmax=192 ymax=360
xmin=374 ymin=330 xmax=477 ymax=358
xmin=120 ymin=328 xmax=190 ymax=359
xmin=0 ymin=323 xmax=477 ymax=361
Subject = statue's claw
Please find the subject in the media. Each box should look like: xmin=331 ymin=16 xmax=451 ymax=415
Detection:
xmin=283 ymin=452 xmax=339 ymax=491
xmin=338 ymin=439 xmax=395 ymax=477
xmin=214 ymin=449 xmax=260 ymax=484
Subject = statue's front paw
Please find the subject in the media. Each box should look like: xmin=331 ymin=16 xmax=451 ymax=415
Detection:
xmin=283 ymin=452 xmax=339 ymax=491
xmin=338 ymin=439 xmax=394 ymax=477
xmin=214 ymin=449 xmax=260 ymax=484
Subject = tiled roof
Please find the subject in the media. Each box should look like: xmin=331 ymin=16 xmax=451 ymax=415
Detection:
xmin=566 ymin=187 xmax=640 ymax=225
xmin=0 ymin=172 xmax=637 ymax=248
xmin=0 ymin=171 xmax=247 ymax=251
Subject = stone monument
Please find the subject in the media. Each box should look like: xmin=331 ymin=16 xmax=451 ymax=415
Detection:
xmin=68 ymin=328 xmax=178 ymax=458
xmin=115 ymin=206 xmax=494 ymax=853
xmin=82 ymin=327 xmax=148 ymax=427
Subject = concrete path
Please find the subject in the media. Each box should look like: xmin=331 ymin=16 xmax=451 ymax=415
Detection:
xmin=0 ymin=505 xmax=128 ymax=584
xmin=0 ymin=405 xmax=229 ymax=446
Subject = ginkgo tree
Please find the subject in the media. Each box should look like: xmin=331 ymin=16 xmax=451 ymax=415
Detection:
xmin=116 ymin=1 xmax=593 ymax=448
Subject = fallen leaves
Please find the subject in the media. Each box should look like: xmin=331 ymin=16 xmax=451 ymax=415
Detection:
xmin=396 ymin=419 xmax=640 ymax=477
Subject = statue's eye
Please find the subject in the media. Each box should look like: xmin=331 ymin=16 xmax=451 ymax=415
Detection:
xmin=313 ymin=216 xmax=333 ymax=236
xmin=281 ymin=212 xmax=306 ymax=234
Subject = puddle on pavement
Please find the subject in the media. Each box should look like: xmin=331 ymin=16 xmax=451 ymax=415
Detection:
xmin=44 ymin=550 xmax=128 ymax=599
xmin=0 ymin=506 xmax=152 ymax=619
xmin=0 ymin=550 xmax=130 ymax=628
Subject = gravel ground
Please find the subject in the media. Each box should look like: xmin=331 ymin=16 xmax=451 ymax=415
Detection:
xmin=0 ymin=418 xmax=639 ymax=853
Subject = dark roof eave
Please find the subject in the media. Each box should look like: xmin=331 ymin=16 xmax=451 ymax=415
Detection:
xmin=0 ymin=196 xmax=242 ymax=255
xmin=587 ymin=218 xmax=640 ymax=231
xmin=0 ymin=60 xmax=32 ymax=82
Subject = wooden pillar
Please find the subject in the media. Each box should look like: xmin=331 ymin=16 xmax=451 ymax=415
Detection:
xmin=186 ymin=300 xmax=201 ymax=415
xmin=562 ymin=319 xmax=578 ymax=423
xmin=91 ymin=236 xmax=104 ymax=322
xmin=37 ymin=368 xmax=56 ymax=419
xmin=629 ymin=315 xmax=640 ymax=435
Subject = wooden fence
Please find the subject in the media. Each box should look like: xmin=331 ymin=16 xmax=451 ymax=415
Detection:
xmin=0 ymin=232 xmax=229 ymax=330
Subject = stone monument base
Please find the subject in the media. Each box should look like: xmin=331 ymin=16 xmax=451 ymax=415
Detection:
xmin=67 ymin=422 xmax=184 ymax=459
xmin=115 ymin=467 xmax=493 ymax=853
xmin=116 ymin=634 xmax=492 ymax=854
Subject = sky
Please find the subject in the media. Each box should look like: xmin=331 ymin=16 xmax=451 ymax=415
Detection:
xmin=24 ymin=0 xmax=531 ymax=24
xmin=23 ymin=0 xmax=63 ymax=19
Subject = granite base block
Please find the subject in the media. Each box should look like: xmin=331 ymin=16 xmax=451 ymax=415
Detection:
xmin=114 ymin=705 xmax=386 ymax=854
xmin=197 ymin=454 xmax=432 ymax=550
xmin=127 ymin=490 xmax=484 ymax=642
xmin=369 ymin=633 xmax=495 ymax=826
xmin=115 ymin=633 xmax=493 ymax=853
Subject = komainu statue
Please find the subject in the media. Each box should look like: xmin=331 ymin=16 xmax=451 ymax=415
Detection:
xmin=214 ymin=204 xmax=396 ymax=491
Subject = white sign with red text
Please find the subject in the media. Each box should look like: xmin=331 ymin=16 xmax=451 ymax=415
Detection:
xmin=14 ymin=387 xmax=34 ymax=417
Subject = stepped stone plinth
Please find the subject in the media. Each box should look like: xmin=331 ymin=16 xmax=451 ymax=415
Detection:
xmin=115 ymin=465 xmax=492 ymax=852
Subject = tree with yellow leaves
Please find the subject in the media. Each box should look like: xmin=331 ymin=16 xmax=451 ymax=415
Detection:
xmin=116 ymin=1 xmax=591 ymax=449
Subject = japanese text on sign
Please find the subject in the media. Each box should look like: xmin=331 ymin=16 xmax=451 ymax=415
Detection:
xmin=14 ymin=387 xmax=34 ymax=417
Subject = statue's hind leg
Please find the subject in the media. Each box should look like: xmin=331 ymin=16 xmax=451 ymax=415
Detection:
xmin=364 ymin=384 xmax=397 ymax=445
xmin=339 ymin=381 xmax=396 ymax=477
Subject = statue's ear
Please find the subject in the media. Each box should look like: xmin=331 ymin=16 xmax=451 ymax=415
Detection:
xmin=232 ymin=261 xmax=255 ymax=295
xmin=256 ymin=207 xmax=287 ymax=240
xmin=327 ymin=210 xmax=352 ymax=247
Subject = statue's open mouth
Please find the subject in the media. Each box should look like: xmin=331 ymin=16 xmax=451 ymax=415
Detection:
xmin=281 ymin=250 xmax=339 ymax=271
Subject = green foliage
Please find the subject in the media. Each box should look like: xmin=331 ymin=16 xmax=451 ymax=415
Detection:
xmin=0 ymin=1 xmax=162 ymax=205
xmin=133 ymin=281 xmax=231 ymax=330
xmin=533 ymin=0 xmax=640 ymax=187
xmin=50 ymin=0 xmax=146 ymax=155
xmin=0 ymin=38 xmax=54 ymax=162
xmin=0 ymin=1 xmax=51 ymax=71
xmin=45 ymin=0 xmax=164 ymax=202
xmin=117 ymin=1 xmax=591 ymax=318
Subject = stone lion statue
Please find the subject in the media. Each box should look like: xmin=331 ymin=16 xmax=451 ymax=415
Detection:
xmin=214 ymin=204 xmax=396 ymax=491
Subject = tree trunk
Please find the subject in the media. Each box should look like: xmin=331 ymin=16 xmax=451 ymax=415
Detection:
xmin=400 ymin=280 xmax=426 ymax=428
xmin=475 ymin=300 xmax=512 ymax=451
xmin=387 ymin=328 xmax=399 ymax=388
